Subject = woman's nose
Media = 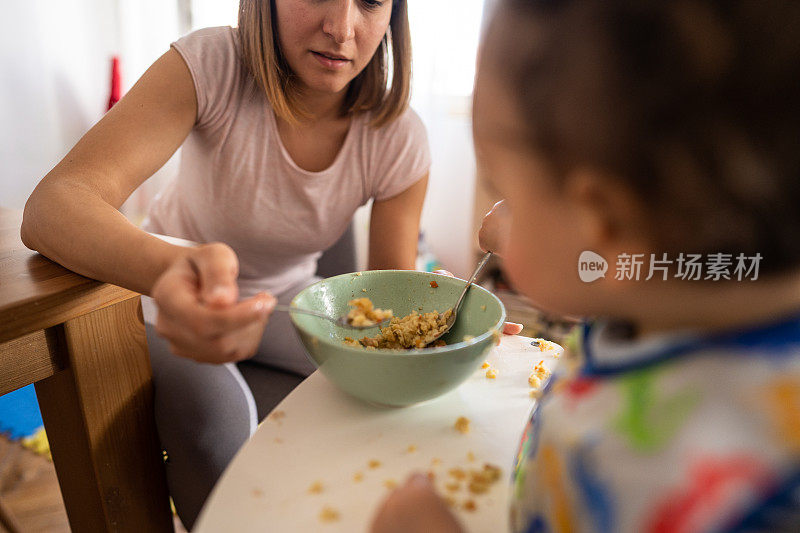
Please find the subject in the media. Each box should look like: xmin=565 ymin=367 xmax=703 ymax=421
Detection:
xmin=323 ymin=0 xmax=356 ymax=44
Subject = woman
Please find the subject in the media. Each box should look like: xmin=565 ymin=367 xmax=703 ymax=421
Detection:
xmin=22 ymin=0 xmax=429 ymax=527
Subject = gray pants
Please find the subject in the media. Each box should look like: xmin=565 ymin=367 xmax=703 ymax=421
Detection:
xmin=145 ymin=277 xmax=320 ymax=530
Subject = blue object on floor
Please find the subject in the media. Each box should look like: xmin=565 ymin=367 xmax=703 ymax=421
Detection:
xmin=0 ymin=384 xmax=44 ymax=440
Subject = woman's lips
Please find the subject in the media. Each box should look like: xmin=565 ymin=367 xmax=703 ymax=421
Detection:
xmin=311 ymin=51 xmax=351 ymax=70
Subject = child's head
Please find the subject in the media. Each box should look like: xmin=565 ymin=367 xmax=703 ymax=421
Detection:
xmin=238 ymin=0 xmax=410 ymax=126
xmin=474 ymin=0 xmax=800 ymax=322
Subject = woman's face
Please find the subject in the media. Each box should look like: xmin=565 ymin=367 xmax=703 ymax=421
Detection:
xmin=274 ymin=0 xmax=392 ymax=97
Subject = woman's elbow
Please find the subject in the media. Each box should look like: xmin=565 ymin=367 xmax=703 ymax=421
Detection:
xmin=20 ymin=194 xmax=45 ymax=251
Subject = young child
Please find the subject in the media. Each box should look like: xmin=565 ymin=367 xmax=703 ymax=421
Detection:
xmin=22 ymin=0 xmax=428 ymax=527
xmin=371 ymin=0 xmax=800 ymax=531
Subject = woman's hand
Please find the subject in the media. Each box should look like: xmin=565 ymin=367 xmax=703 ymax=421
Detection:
xmin=478 ymin=200 xmax=511 ymax=257
xmin=370 ymin=473 xmax=464 ymax=533
xmin=151 ymin=242 xmax=276 ymax=364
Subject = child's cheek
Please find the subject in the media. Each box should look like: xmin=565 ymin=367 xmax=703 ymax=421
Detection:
xmin=503 ymin=206 xmax=582 ymax=315
xmin=503 ymin=224 xmax=552 ymax=307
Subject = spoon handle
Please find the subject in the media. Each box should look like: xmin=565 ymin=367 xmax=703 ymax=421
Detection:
xmin=452 ymin=251 xmax=493 ymax=315
xmin=273 ymin=304 xmax=335 ymax=322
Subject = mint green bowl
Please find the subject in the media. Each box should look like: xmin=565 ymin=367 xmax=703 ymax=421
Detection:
xmin=289 ymin=270 xmax=506 ymax=406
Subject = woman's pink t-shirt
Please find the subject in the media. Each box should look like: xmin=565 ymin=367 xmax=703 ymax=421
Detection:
xmin=143 ymin=27 xmax=431 ymax=297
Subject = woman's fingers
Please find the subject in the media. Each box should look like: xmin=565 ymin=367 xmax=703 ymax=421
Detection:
xmin=191 ymin=242 xmax=240 ymax=307
xmin=155 ymin=293 xmax=274 ymax=343
xmin=157 ymin=289 xmax=273 ymax=338
xmin=152 ymin=245 xmax=277 ymax=363
xmin=156 ymin=293 xmax=275 ymax=363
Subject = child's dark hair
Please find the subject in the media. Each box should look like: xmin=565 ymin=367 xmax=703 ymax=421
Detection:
xmin=487 ymin=0 xmax=800 ymax=275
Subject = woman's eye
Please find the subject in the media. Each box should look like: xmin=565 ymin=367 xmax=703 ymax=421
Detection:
xmin=361 ymin=0 xmax=384 ymax=9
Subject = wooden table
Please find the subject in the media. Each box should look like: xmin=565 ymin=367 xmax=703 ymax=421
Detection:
xmin=194 ymin=335 xmax=560 ymax=533
xmin=0 ymin=208 xmax=172 ymax=532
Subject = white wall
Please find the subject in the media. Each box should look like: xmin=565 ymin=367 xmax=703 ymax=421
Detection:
xmin=0 ymin=0 xmax=181 ymax=214
xmin=0 ymin=0 xmax=116 ymax=209
xmin=409 ymin=0 xmax=485 ymax=277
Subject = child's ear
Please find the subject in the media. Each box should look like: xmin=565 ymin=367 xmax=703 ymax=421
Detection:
xmin=564 ymin=168 xmax=653 ymax=254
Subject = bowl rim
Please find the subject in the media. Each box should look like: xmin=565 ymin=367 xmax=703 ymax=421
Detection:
xmin=289 ymin=270 xmax=507 ymax=357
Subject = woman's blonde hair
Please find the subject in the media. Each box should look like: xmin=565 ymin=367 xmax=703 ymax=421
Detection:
xmin=238 ymin=0 xmax=411 ymax=127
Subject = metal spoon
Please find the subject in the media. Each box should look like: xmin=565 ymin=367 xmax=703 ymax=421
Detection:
xmin=273 ymin=304 xmax=390 ymax=330
xmin=425 ymin=251 xmax=493 ymax=346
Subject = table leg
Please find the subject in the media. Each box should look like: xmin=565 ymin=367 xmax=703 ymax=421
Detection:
xmin=34 ymin=297 xmax=173 ymax=532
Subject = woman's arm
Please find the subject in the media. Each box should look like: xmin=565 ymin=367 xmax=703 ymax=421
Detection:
xmin=22 ymin=48 xmax=274 ymax=364
xmin=367 ymin=174 xmax=429 ymax=270
xmin=21 ymin=48 xmax=196 ymax=295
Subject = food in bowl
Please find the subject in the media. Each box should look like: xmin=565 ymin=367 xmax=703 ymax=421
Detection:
xmin=346 ymin=297 xmax=392 ymax=327
xmin=344 ymin=298 xmax=453 ymax=349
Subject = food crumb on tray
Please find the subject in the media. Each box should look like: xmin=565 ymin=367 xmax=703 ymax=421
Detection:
xmin=454 ymin=416 xmax=471 ymax=434
xmin=318 ymin=506 xmax=340 ymax=523
xmin=533 ymin=359 xmax=550 ymax=379
xmin=448 ymin=468 xmax=467 ymax=480
xmin=267 ymin=410 xmax=286 ymax=424
xmin=308 ymin=481 xmax=324 ymax=494
xmin=532 ymin=338 xmax=556 ymax=352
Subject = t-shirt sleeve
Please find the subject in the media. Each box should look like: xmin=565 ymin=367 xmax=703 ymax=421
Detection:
xmin=171 ymin=26 xmax=241 ymax=131
xmin=369 ymin=107 xmax=432 ymax=201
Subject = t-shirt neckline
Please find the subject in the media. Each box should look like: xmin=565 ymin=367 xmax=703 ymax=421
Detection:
xmin=266 ymin=105 xmax=360 ymax=177
xmin=581 ymin=310 xmax=800 ymax=376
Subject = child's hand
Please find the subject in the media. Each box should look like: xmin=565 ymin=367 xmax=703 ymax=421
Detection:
xmin=478 ymin=200 xmax=511 ymax=256
xmin=370 ymin=473 xmax=464 ymax=533
xmin=151 ymin=242 xmax=275 ymax=364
